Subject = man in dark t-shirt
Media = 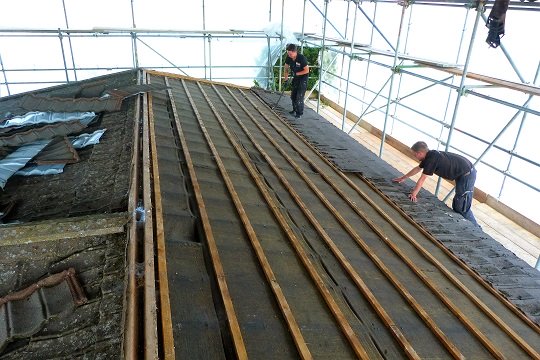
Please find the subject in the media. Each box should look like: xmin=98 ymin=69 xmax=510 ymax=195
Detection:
xmin=283 ymin=43 xmax=309 ymax=119
xmin=392 ymin=141 xmax=479 ymax=226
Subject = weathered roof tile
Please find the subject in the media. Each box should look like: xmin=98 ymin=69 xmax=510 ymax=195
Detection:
xmin=21 ymin=94 xmax=123 ymax=113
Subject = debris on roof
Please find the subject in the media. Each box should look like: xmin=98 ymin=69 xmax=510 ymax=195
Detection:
xmin=34 ymin=137 xmax=80 ymax=165
xmin=0 ymin=268 xmax=87 ymax=353
xmin=11 ymin=130 xmax=107 ymax=180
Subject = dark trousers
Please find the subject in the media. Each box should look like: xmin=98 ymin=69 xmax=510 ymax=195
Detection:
xmin=290 ymin=76 xmax=308 ymax=115
xmin=452 ymin=168 xmax=478 ymax=226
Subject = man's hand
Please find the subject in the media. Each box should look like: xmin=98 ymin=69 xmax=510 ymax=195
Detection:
xmin=408 ymin=191 xmax=418 ymax=202
xmin=392 ymin=176 xmax=405 ymax=183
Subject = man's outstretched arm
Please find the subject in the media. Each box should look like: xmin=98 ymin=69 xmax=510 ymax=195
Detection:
xmin=392 ymin=166 xmax=422 ymax=183
xmin=408 ymin=173 xmax=428 ymax=202
xmin=392 ymin=166 xmax=428 ymax=202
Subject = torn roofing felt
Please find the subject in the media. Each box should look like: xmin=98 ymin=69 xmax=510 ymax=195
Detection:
xmin=0 ymin=268 xmax=87 ymax=354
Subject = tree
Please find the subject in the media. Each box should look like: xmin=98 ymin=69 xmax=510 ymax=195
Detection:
xmin=272 ymin=46 xmax=321 ymax=92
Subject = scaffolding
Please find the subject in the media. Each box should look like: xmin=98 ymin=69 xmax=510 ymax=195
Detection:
xmin=0 ymin=0 xmax=539 ymax=227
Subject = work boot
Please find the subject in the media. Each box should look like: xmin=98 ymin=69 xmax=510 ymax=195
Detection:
xmin=295 ymin=113 xmax=302 ymax=119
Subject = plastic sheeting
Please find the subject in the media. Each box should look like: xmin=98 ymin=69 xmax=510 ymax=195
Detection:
xmin=255 ymin=23 xmax=299 ymax=89
xmin=71 ymin=129 xmax=106 ymax=149
xmin=0 ymin=111 xmax=97 ymax=130
xmin=0 ymin=140 xmax=51 ymax=188
xmin=15 ymin=164 xmax=65 ymax=177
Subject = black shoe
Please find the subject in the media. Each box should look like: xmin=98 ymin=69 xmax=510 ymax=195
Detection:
xmin=295 ymin=113 xmax=302 ymax=119
xmin=288 ymin=110 xmax=296 ymax=115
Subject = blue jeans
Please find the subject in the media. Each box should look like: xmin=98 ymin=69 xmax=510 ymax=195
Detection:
xmin=290 ymin=76 xmax=308 ymax=115
xmin=452 ymin=168 xmax=478 ymax=226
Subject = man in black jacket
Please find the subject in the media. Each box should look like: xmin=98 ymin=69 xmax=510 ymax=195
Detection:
xmin=283 ymin=44 xmax=309 ymax=119
xmin=393 ymin=141 xmax=479 ymax=226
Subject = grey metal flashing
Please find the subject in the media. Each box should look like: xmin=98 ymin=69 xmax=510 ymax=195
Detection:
xmin=14 ymin=164 xmax=65 ymax=177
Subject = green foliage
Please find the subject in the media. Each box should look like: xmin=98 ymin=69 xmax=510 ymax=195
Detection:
xmin=273 ymin=46 xmax=321 ymax=92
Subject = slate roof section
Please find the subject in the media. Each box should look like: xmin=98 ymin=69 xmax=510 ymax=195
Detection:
xmin=0 ymin=268 xmax=87 ymax=353
xmin=253 ymin=87 xmax=540 ymax=324
xmin=20 ymin=94 xmax=123 ymax=113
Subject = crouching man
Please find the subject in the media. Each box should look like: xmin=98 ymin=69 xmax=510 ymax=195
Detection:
xmin=392 ymin=141 xmax=479 ymax=226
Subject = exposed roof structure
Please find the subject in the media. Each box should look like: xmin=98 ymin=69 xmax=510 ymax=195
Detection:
xmin=0 ymin=66 xmax=539 ymax=358
xmin=0 ymin=0 xmax=539 ymax=358
xmin=0 ymin=71 xmax=136 ymax=359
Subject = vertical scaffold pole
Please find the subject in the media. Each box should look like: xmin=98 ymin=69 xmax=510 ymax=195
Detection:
xmin=317 ymin=0 xmax=329 ymax=114
xmin=62 ymin=0 xmax=77 ymax=81
xmin=278 ymin=0 xmax=285 ymax=91
xmin=378 ymin=2 xmax=408 ymax=158
xmin=130 ymin=0 xmax=139 ymax=69
xmin=341 ymin=2 xmax=359 ymax=131
xmin=435 ymin=0 xmax=484 ymax=197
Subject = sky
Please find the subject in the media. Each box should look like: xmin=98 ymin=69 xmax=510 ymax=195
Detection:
xmin=0 ymin=0 xmax=539 ymax=224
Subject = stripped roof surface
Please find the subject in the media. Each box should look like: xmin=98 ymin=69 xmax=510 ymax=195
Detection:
xmin=0 ymin=71 xmax=136 ymax=359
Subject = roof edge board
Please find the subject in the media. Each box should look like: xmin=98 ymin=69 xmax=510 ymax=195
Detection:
xmin=145 ymin=70 xmax=251 ymax=90
xmin=0 ymin=212 xmax=129 ymax=246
